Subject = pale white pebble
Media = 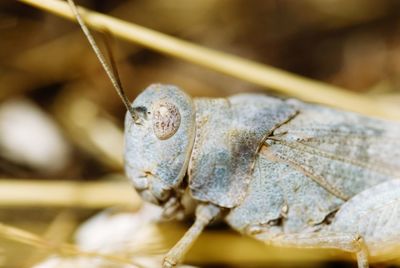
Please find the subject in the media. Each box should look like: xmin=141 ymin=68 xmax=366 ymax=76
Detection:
xmin=0 ymin=98 xmax=71 ymax=173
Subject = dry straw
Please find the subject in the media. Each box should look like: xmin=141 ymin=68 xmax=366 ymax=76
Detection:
xmin=0 ymin=179 xmax=139 ymax=208
xmin=7 ymin=1 xmax=400 ymax=267
xmin=18 ymin=0 xmax=400 ymax=120
xmin=0 ymin=222 xmax=138 ymax=267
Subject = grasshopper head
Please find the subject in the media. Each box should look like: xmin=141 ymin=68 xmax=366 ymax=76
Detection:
xmin=66 ymin=1 xmax=195 ymax=214
xmin=124 ymin=84 xmax=195 ymax=207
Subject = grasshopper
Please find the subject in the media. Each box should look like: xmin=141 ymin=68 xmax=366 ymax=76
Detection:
xmin=68 ymin=1 xmax=400 ymax=267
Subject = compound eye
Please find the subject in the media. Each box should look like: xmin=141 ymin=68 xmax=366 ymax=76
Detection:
xmin=152 ymin=101 xmax=181 ymax=140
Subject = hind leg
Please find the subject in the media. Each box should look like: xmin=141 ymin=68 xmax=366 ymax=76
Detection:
xmin=245 ymin=226 xmax=369 ymax=268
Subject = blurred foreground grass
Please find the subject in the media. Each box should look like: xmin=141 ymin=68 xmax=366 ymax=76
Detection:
xmin=1 ymin=0 xmax=400 ymax=267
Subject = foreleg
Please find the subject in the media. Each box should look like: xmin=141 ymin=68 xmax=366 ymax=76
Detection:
xmin=163 ymin=203 xmax=221 ymax=268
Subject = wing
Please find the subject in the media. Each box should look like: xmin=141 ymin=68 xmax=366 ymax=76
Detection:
xmin=261 ymin=100 xmax=400 ymax=200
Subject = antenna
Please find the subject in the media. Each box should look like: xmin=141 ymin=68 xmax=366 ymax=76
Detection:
xmin=67 ymin=0 xmax=138 ymax=122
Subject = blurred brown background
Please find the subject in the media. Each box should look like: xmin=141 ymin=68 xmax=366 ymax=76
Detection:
xmin=1 ymin=0 xmax=400 ymax=267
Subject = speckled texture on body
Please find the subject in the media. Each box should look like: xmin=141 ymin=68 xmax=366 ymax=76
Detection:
xmin=188 ymin=94 xmax=297 ymax=207
xmin=226 ymin=153 xmax=344 ymax=234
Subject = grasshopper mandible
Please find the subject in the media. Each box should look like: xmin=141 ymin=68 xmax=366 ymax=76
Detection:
xmin=68 ymin=1 xmax=400 ymax=267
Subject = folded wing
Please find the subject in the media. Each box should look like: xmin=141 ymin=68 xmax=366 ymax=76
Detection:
xmin=261 ymin=101 xmax=400 ymax=200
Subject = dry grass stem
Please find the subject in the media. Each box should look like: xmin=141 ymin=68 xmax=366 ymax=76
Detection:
xmin=18 ymin=0 xmax=400 ymax=120
xmin=23 ymin=211 xmax=78 ymax=267
xmin=0 ymin=220 xmax=348 ymax=266
xmin=0 ymin=222 xmax=138 ymax=267
xmin=0 ymin=179 xmax=140 ymax=208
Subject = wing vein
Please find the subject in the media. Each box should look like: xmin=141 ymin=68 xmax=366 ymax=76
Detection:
xmin=274 ymin=139 xmax=399 ymax=177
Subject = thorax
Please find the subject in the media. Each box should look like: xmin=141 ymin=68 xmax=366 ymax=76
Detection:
xmin=187 ymin=94 xmax=298 ymax=208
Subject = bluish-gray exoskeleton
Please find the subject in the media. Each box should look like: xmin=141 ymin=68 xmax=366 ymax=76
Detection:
xmin=67 ymin=1 xmax=400 ymax=267
xmin=124 ymin=84 xmax=400 ymax=268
